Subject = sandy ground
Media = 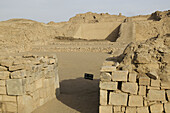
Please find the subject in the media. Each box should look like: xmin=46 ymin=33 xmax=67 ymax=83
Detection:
xmin=32 ymin=52 xmax=110 ymax=113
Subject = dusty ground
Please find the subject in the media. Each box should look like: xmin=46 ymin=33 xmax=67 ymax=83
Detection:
xmin=32 ymin=52 xmax=109 ymax=113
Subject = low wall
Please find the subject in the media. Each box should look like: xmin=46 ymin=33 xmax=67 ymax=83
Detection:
xmin=0 ymin=53 xmax=60 ymax=113
xmin=99 ymin=61 xmax=170 ymax=113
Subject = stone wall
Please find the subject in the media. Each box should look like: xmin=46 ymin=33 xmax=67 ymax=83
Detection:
xmin=99 ymin=61 xmax=170 ymax=113
xmin=0 ymin=53 xmax=60 ymax=113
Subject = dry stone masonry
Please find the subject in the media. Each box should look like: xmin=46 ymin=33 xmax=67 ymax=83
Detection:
xmin=99 ymin=60 xmax=170 ymax=113
xmin=0 ymin=53 xmax=60 ymax=113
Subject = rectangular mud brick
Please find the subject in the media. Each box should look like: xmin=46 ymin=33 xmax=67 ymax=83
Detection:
xmin=129 ymin=95 xmax=143 ymax=107
xmin=112 ymin=71 xmax=128 ymax=81
xmin=100 ymin=90 xmax=107 ymax=105
xmin=122 ymin=82 xmax=138 ymax=94
xmin=109 ymin=92 xmax=128 ymax=106
xmin=139 ymin=76 xmax=150 ymax=86
xmin=100 ymin=66 xmax=116 ymax=72
xmin=137 ymin=107 xmax=149 ymax=113
xmin=99 ymin=105 xmax=112 ymax=113
xmin=100 ymin=81 xmax=117 ymax=90
xmin=100 ymin=72 xmax=112 ymax=82
xmin=147 ymin=89 xmax=166 ymax=101
xmin=150 ymin=103 xmax=163 ymax=113
xmin=84 ymin=73 xmax=93 ymax=80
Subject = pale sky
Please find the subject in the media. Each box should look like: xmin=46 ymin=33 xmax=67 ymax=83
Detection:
xmin=0 ymin=0 xmax=169 ymax=23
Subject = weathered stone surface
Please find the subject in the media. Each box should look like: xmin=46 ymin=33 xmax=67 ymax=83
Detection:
xmin=100 ymin=90 xmax=107 ymax=105
xmin=10 ymin=70 xmax=26 ymax=79
xmin=165 ymin=102 xmax=170 ymax=113
xmin=138 ymin=86 xmax=146 ymax=96
xmin=112 ymin=71 xmax=128 ymax=81
xmin=139 ymin=76 xmax=150 ymax=86
xmin=0 ymin=71 xmax=10 ymax=80
xmin=128 ymin=72 xmax=137 ymax=82
xmin=2 ymin=95 xmax=17 ymax=102
xmin=2 ymin=102 xmax=17 ymax=113
xmin=0 ymin=66 xmax=7 ymax=71
xmin=17 ymin=95 xmax=34 ymax=113
xmin=113 ymin=106 xmax=121 ymax=112
xmin=166 ymin=90 xmax=170 ymax=101
xmin=151 ymin=79 xmax=160 ymax=87
xmin=100 ymin=66 xmax=116 ymax=72
xmin=137 ymin=107 xmax=149 ymax=113
xmin=161 ymin=82 xmax=170 ymax=89
xmin=0 ymin=86 xmax=6 ymax=94
xmin=0 ymin=80 xmax=5 ymax=86
xmin=9 ymin=64 xmax=25 ymax=71
xmin=35 ymin=78 xmax=43 ymax=89
xmin=147 ymin=89 xmax=166 ymax=101
xmin=99 ymin=106 xmax=112 ymax=113
xmin=102 ymin=61 xmax=115 ymax=66
xmin=100 ymin=72 xmax=112 ymax=82
xmin=49 ymin=59 xmax=56 ymax=64
xmin=147 ymin=86 xmax=160 ymax=90
xmin=109 ymin=92 xmax=128 ymax=106
xmin=150 ymin=103 xmax=163 ymax=113
xmin=122 ymin=82 xmax=138 ymax=94
xmin=126 ymin=107 xmax=136 ymax=113
xmin=6 ymin=79 xmax=24 ymax=95
xmin=100 ymin=81 xmax=117 ymax=90
xmin=129 ymin=95 xmax=143 ymax=106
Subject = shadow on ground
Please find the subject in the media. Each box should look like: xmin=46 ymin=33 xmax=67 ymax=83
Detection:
xmin=57 ymin=77 xmax=99 ymax=113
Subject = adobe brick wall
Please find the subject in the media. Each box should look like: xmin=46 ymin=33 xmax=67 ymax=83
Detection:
xmin=0 ymin=53 xmax=60 ymax=113
xmin=99 ymin=61 xmax=170 ymax=113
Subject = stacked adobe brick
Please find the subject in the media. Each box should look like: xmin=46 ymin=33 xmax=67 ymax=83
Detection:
xmin=99 ymin=61 xmax=170 ymax=113
xmin=0 ymin=53 xmax=60 ymax=113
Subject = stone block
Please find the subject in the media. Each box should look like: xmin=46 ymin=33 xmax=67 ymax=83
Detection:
xmin=113 ymin=106 xmax=121 ymax=112
xmin=166 ymin=90 xmax=170 ymax=101
xmin=112 ymin=71 xmax=128 ymax=82
xmin=165 ymin=102 xmax=170 ymax=113
xmin=6 ymin=79 xmax=24 ymax=95
xmin=10 ymin=70 xmax=26 ymax=79
xmin=137 ymin=107 xmax=149 ymax=113
xmin=138 ymin=86 xmax=146 ymax=96
xmin=102 ymin=61 xmax=115 ymax=66
xmin=151 ymin=79 xmax=160 ymax=87
xmin=109 ymin=92 xmax=128 ymax=106
xmin=128 ymin=72 xmax=137 ymax=82
xmin=0 ymin=59 xmax=13 ymax=67
xmin=35 ymin=78 xmax=43 ymax=89
xmin=0 ymin=71 xmax=10 ymax=80
xmin=100 ymin=72 xmax=112 ymax=82
xmin=126 ymin=107 xmax=136 ymax=113
xmin=129 ymin=95 xmax=143 ymax=106
xmin=139 ymin=76 xmax=150 ymax=86
xmin=0 ymin=86 xmax=6 ymax=94
xmin=100 ymin=66 xmax=116 ymax=72
xmin=161 ymin=82 xmax=170 ymax=89
xmin=9 ymin=64 xmax=24 ymax=71
xmin=0 ymin=66 xmax=7 ymax=71
xmin=17 ymin=95 xmax=34 ymax=113
xmin=100 ymin=90 xmax=107 ymax=105
xmin=99 ymin=105 xmax=112 ymax=113
xmin=147 ymin=86 xmax=160 ymax=90
xmin=147 ymin=89 xmax=166 ymax=101
xmin=2 ymin=102 xmax=17 ymax=113
xmin=150 ymin=103 xmax=163 ymax=113
xmin=0 ymin=80 xmax=5 ymax=86
xmin=2 ymin=95 xmax=16 ymax=102
xmin=100 ymin=81 xmax=117 ymax=90
xmin=122 ymin=82 xmax=138 ymax=94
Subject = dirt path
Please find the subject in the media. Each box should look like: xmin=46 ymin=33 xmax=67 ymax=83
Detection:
xmin=32 ymin=52 xmax=109 ymax=113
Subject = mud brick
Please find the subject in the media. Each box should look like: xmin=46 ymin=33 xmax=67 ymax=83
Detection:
xmin=2 ymin=95 xmax=17 ymax=102
xmin=129 ymin=95 xmax=143 ymax=106
xmin=102 ymin=61 xmax=115 ymax=66
xmin=139 ymin=76 xmax=150 ymax=86
xmin=6 ymin=79 xmax=24 ymax=95
xmin=0 ymin=80 xmax=5 ymax=86
xmin=128 ymin=72 xmax=137 ymax=82
xmin=99 ymin=105 xmax=112 ymax=113
xmin=151 ymin=79 xmax=160 ymax=87
xmin=109 ymin=92 xmax=128 ymax=106
xmin=100 ymin=72 xmax=112 ymax=82
xmin=126 ymin=107 xmax=136 ymax=113
xmin=0 ymin=71 xmax=10 ymax=80
xmin=10 ymin=70 xmax=26 ymax=79
xmin=165 ymin=102 xmax=170 ymax=113
xmin=2 ymin=102 xmax=17 ymax=113
xmin=100 ymin=66 xmax=116 ymax=72
xmin=112 ymin=71 xmax=128 ymax=81
xmin=137 ymin=107 xmax=149 ymax=113
xmin=100 ymin=81 xmax=117 ymax=90
xmin=113 ymin=106 xmax=121 ymax=112
xmin=35 ymin=78 xmax=43 ymax=89
xmin=0 ymin=66 xmax=7 ymax=71
xmin=122 ymin=82 xmax=138 ymax=94
xmin=150 ymin=103 xmax=163 ymax=113
xmin=100 ymin=90 xmax=107 ymax=105
xmin=138 ymin=86 xmax=146 ymax=96
xmin=9 ymin=64 xmax=25 ymax=71
xmin=147 ymin=86 xmax=160 ymax=90
xmin=147 ymin=89 xmax=166 ymax=101
xmin=0 ymin=86 xmax=6 ymax=94
xmin=161 ymin=82 xmax=170 ymax=89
